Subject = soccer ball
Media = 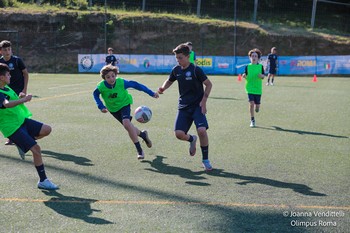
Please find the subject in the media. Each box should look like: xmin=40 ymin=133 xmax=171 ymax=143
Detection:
xmin=134 ymin=106 xmax=152 ymax=123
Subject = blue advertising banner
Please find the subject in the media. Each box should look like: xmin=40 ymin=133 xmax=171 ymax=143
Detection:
xmin=78 ymin=54 xmax=350 ymax=75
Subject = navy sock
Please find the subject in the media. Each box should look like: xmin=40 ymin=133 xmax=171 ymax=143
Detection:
xmin=134 ymin=142 xmax=143 ymax=155
xmin=139 ymin=131 xmax=146 ymax=141
xmin=35 ymin=164 xmax=47 ymax=182
xmin=251 ymin=117 xmax=255 ymax=121
xmin=188 ymin=135 xmax=194 ymax=142
xmin=201 ymin=145 xmax=209 ymax=160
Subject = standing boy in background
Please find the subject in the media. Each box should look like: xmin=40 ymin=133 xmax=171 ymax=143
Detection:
xmin=105 ymin=47 xmax=118 ymax=66
xmin=158 ymin=43 xmax=213 ymax=171
xmin=242 ymin=48 xmax=265 ymax=128
xmin=0 ymin=63 xmax=58 ymax=190
xmin=266 ymin=47 xmax=278 ymax=86
xmin=0 ymin=40 xmax=30 ymax=145
xmin=93 ymin=65 xmax=159 ymax=160
xmin=185 ymin=42 xmax=196 ymax=64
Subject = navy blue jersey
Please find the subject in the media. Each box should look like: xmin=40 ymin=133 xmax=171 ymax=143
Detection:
xmin=267 ymin=53 xmax=278 ymax=68
xmin=169 ymin=63 xmax=207 ymax=110
xmin=0 ymin=56 xmax=26 ymax=94
xmin=105 ymin=55 xmax=118 ymax=66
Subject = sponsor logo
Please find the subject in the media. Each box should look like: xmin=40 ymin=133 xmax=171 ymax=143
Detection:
xmin=196 ymin=58 xmax=212 ymax=67
xmin=80 ymin=56 xmax=94 ymax=71
xmin=218 ymin=63 xmax=229 ymax=68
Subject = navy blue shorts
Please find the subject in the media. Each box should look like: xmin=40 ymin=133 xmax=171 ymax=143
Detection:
xmin=175 ymin=106 xmax=209 ymax=133
xmin=248 ymin=94 xmax=261 ymax=105
xmin=269 ymin=66 xmax=277 ymax=75
xmin=8 ymin=118 xmax=43 ymax=153
xmin=110 ymin=105 xmax=132 ymax=124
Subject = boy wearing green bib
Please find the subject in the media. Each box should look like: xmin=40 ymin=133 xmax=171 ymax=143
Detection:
xmin=93 ymin=65 xmax=159 ymax=159
xmin=0 ymin=63 xmax=58 ymax=190
xmin=242 ymin=48 xmax=265 ymax=128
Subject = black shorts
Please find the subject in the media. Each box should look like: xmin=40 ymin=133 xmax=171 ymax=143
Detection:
xmin=8 ymin=118 xmax=43 ymax=153
xmin=269 ymin=66 xmax=277 ymax=75
xmin=248 ymin=94 xmax=261 ymax=105
xmin=110 ymin=105 xmax=132 ymax=124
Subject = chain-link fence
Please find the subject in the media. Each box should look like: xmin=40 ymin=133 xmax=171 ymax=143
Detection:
xmin=1 ymin=0 xmax=349 ymax=73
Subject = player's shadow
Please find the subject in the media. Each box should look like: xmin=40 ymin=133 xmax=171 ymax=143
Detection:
xmin=142 ymin=155 xmax=210 ymax=186
xmin=258 ymin=126 xmax=348 ymax=139
xmin=41 ymin=190 xmax=113 ymax=224
xmin=205 ymin=169 xmax=326 ymax=196
xmin=41 ymin=150 xmax=94 ymax=166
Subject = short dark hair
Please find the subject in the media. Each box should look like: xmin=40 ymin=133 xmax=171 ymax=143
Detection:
xmin=0 ymin=40 xmax=11 ymax=49
xmin=173 ymin=44 xmax=190 ymax=56
xmin=0 ymin=63 xmax=10 ymax=76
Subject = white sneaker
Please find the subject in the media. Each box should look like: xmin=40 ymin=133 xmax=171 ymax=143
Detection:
xmin=137 ymin=151 xmax=145 ymax=160
xmin=38 ymin=179 xmax=59 ymax=190
xmin=270 ymin=82 xmax=274 ymax=86
xmin=250 ymin=120 xmax=255 ymax=128
xmin=189 ymin=135 xmax=197 ymax=156
xmin=266 ymin=82 xmax=270 ymax=86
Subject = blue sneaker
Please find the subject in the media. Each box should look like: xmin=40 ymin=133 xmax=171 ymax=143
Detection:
xmin=38 ymin=179 xmax=59 ymax=190
xmin=202 ymin=159 xmax=213 ymax=171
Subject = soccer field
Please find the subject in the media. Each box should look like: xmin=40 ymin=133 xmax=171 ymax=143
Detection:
xmin=0 ymin=74 xmax=349 ymax=232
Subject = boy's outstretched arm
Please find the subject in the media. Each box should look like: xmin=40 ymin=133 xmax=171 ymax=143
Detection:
xmin=1 ymin=93 xmax=32 ymax=108
xmin=92 ymin=88 xmax=107 ymax=112
xmin=158 ymin=80 xmax=173 ymax=94
xmin=124 ymin=80 xmax=159 ymax=98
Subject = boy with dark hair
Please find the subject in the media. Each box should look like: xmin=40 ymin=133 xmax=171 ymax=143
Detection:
xmin=158 ymin=43 xmax=213 ymax=171
xmin=242 ymin=48 xmax=265 ymax=128
xmin=93 ymin=65 xmax=159 ymax=159
xmin=0 ymin=63 xmax=58 ymax=190
xmin=0 ymin=40 xmax=30 ymax=145
xmin=105 ymin=47 xmax=118 ymax=66
xmin=266 ymin=47 xmax=278 ymax=86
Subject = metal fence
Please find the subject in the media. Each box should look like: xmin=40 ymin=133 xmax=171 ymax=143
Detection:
xmin=1 ymin=0 xmax=349 ymax=73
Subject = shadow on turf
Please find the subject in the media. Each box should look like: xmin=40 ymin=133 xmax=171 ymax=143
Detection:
xmin=0 ymin=153 xmax=323 ymax=232
xmin=143 ymin=156 xmax=326 ymax=196
xmin=41 ymin=190 xmax=113 ymax=224
xmin=42 ymin=150 xmax=94 ymax=166
xmin=257 ymin=126 xmax=348 ymax=139
xmin=206 ymin=169 xmax=327 ymax=196
xmin=142 ymin=155 xmax=211 ymax=186
xmin=209 ymin=96 xmax=241 ymax=101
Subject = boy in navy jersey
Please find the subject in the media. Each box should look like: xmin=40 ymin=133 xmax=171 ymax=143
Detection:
xmin=0 ymin=40 xmax=30 ymax=145
xmin=158 ymin=43 xmax=213 ymax=171
xmin=266 ymin=47 xmax=278 ymax=86
xmin=105 ymin=47 xmax=118 ymax=66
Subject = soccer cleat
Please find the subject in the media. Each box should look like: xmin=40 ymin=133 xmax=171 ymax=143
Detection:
xmin=189 ymin=135 xmax=197 ymax=156
xmin=142 ymin=130 xmax=152 ymax=148
xmin=270 ymin=82 xmax=274 ymax=86
xmin=137 ymin=151 xmax=145 ymax=160
xmin=38 ymin=179 xmax=59 ymax=190
xmin=16 ymin=145 xmax=26 ymax=160
xmin=202 ymin=160 xmax=213 ymax=171
xmin=250 ymin=120 xmax=255 ymax=128
xmin=266 ymin=82 xmax=270 ymax=86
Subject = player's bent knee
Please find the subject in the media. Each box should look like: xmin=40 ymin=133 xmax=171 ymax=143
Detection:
xmin=175 ymin=131 xmax=186 ymax=140
xmin=41 ymin=125 xmax=52 ymax=136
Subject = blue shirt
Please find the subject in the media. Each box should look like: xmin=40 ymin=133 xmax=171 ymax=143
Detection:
xmin=105 ymin=55 xmax=118 ymax=66
xmin=267 ymin=53 xmax=278 ymax=68
xmin=0 ymin=56 xmax=26 ymax=94
xmin=168 ymin=63 xmax=207 ymax=110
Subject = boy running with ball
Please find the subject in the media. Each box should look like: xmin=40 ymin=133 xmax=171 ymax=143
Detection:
xmin=93 ymin=65 xmax=159 ymax=159
xmin=158 ymin=43 xmax=213 ymax=171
